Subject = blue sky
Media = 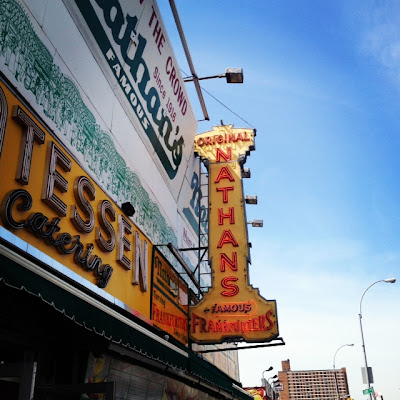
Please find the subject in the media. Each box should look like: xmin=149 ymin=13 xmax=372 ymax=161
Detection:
xmin=159 ymin=2 xmax=400 ymax=400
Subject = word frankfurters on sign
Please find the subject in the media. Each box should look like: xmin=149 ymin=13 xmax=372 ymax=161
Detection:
xmin=190 ymin=125 xmax=278 ymax=344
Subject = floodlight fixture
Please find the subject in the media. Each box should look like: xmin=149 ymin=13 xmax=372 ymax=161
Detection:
xmin=247 ymin=220 xmax=263 ymax=228
xmin=242 ymin=168 xmax=251 ymax=178
xmin=261 ymin=367 xmax=274 ymax=385
xmin=169 ymin=0 xmax=243 ymax=120
xmin=245 ymin=195 xmax=258 ymax=204
xmin=225 ymin=68 xmax=244 ymax=83
xmin=121 ymin=202 xmax=135 ymax=217
xmin=184 ymin=68 xmax=244 ymax=84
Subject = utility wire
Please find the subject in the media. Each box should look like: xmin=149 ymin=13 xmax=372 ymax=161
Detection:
xmin=181 ymin=69 xmax=255 ymax=128
xmin=200 ymin=86 xmax=255 ymax=129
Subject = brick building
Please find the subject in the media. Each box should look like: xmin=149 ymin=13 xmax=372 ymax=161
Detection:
xmin=277 ymin=360 xmax=351 ymax=400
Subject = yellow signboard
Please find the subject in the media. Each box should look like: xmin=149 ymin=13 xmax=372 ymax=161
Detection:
xmin=0 ymin=81 xmax=151 ymax=319
xmin=151 ymin=248 xmax=189 ymax=345
xmin=190 ymin=125 xmax=278 ymax=344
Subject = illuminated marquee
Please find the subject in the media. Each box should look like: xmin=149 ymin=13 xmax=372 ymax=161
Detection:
xmin=0 ymin=82 xmax=151 ymax=317
xmin=151 ymin=248 xmax=189 ymax=345
xmin=190 ymin=125 xmax=278 ymax=344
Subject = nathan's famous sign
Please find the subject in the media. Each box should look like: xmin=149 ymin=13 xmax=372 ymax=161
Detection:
xmin=190 ymin=125 xmax=278 ymax=344
xmin=63 ymin=0 xmax=197 ymax=184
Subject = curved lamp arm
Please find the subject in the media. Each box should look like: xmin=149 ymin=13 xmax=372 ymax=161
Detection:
xmin=359 ymin=278 xmax=396 ymax=316
xmin=333 ymin=344 xmax=354 ymax=369
xmin=358 ymin=277 xmax=396 ymax=400
xmin=262 ymin=367 xmax=273 ymax=384
xmin=268 ymin=375 xmax=278 ymax=382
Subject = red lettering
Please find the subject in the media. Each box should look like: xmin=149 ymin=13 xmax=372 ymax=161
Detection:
xmin=208 ymin=320 xmax=215 ymax=332
xmin=176 ymin=85 xmax=185 ymax=106
xmin=220 ymin=252 xmax=238 ymax=271
xmin=218 ymin=207 xmax=235 ymax=225
xmin=166 ymin=56 xmax=173 ymax=74
xmin=216 ymin=186 xmax=234 ymax=203
xmin=259 ymin=314 xmax=266 ymax=330
xmin=217 ymin=229 xmax=238 ymax=248
xmin=221 ymin=276 xmax=239 ymax=297
xmin=253 ymin=316 xmax=259 ymax=330
xmin=216 ymin=147 xmax=231 ymax=162
xmin=149 ymin=6 xmax=157 ymax=27
xmin=215 ymin=320 xmax=223 ymax=332
xmin=265 ymin=310 xmax=274 ymax=330
xmin=149 ymin=6 xmax=165 ymax=55
xmin=169 ymin=66 xmax=177 ymax=86
xmin=191 ymin=312 xmax=207 ymax=333
xmin=215 ymin=166 xmax=234 ymax=183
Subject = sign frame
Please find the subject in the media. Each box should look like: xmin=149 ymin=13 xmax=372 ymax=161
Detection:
xmin=189 ymin=125 xmax=279 ymax=345
xmin=150 ymin=246 xmax=190 ymax=345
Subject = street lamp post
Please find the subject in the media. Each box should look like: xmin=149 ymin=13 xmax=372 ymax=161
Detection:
xmin=267 ymin=375 xmax=278 ymax=400
xmin=262 ymin=367 xmax=273 ymax=398
xmin=359 ymin=278 xmax=396 ymax=400
xmin=333 ymin=344 xmax=354 ymax=400
xmin=271 ymin=379 xmax=280 ymax=400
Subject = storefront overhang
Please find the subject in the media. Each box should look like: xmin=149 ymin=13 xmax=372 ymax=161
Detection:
xmin=0 ymin=228 xmax=252 ymax=400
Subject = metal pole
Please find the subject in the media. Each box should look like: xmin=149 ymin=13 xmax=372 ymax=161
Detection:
xmin=262 ymin=368 xmax=273 ymax=400
xmin=333 ymin=343 xmax=354 ymax=400
xmin=268 ymin=376 xmax=278 ymax=400
xmin=359 ymin=310 xmax=372 ymax=400
xmin=168 ymin=0 xmax=210 ymax=121
xmin=358 ymin=279 xmax=396 ymax=400
xmin=333 ymin=370 xmax=340 ymax=400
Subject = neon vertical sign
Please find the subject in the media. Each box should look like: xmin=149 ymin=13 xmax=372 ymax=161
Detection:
xmin=190 ymin=125 xmax=278 ymax=344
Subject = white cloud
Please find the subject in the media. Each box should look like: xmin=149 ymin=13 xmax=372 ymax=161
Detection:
xmin=241 ymin=234 xmax=400 ymax=400
xmin=359 ymin=3 xmax=400 ymax=87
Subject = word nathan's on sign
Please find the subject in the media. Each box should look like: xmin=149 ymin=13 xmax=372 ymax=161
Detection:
xmin=70 ymin=0 xmax=194 ymax=180
xmin=190 ymin=124 xmax=279 ymax=344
